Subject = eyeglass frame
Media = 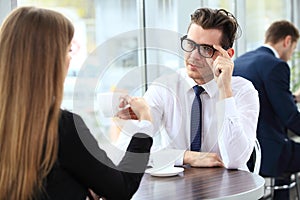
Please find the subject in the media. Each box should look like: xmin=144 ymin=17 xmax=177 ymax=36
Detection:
xmin=180 ymin=35 xmax=222 ymax=58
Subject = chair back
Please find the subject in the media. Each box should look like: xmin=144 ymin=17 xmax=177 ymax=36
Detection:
xmin=253 ymin=138 xmax=261 ymax=174
xmin=247 ymin=138 xmax=261 ymax=174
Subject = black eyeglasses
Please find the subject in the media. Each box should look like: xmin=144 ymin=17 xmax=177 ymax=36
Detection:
xmin=180 ymin=35 xmax=217 ymax=58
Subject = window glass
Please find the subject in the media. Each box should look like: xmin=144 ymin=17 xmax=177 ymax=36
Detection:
xmin=17 ymin=0 xmax=141 ymax=143
xmin=144 ymin=0 xmax=199 ymax=83
xmin=199 ymin=0 xmax=292 ymax=53
xmin=243 ymin=0 xmax=300 ymax=92
xmin=15 ymin=0 xmax=200 ymax=144
xmin=202 ymin=0 xmax=234 ymax=13
xmin=244 ymin=0 xmax=291 ymax=50
xmin=13 ymin=0 xmax=300 ymax=142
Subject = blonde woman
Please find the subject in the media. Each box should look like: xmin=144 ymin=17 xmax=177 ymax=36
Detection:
xmin=0 ymin=7 xmax=153 ymax=200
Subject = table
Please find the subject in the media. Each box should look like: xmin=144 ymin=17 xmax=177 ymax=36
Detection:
xmin=132 ymin=167 xmax=265 ymax=200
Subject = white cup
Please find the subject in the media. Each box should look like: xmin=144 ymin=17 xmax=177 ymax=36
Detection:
xmin=96 ymin=92 xmax=127 ymax=117
xmin=147 ymin=149 xmax=179 ymax=171
xmin=146 ymin=160 xmax=175 ymax=174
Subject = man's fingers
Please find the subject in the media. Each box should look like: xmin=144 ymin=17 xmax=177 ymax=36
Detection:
xmin=116 ymin=107 xmax=138 ymax=120
xmin=213 ymin=45 xmax=230 ymax=58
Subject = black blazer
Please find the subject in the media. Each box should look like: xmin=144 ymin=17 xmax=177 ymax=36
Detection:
xmin=41 ymin=110 xmax=152 ymax=200
xmin=233 ymin=46 xmax=300 ymax=176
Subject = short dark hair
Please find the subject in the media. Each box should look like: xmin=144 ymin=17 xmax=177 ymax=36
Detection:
xmin=187 ymin=8 xmax=240 ymax=49
xmin=265 ymin=20 xmax=299 ymax=44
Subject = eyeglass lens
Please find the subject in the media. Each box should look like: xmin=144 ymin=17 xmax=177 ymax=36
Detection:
xmin=181 ymin=37 xmax=215 ymax=58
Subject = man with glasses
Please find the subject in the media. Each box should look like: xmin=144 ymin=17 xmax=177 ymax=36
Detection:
xmin=234 ymin=20 xmax=300 ymax=199
xmin=118 ymin=8 xmax=259 ymax=170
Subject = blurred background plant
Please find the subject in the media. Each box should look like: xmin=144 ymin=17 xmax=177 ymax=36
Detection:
xmin=291 ymin=51 xmax=300 ymax=93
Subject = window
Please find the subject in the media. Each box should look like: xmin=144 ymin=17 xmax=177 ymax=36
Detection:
xmin=2 ymin=0 xmax=299 ymax=142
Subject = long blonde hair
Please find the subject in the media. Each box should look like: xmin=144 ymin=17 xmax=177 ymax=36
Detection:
xmin=0 ymin=7 xmax=74 ymax=199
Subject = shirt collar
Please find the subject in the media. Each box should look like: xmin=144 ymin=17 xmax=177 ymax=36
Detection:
xmin=263 ymin=44 xmax=280 ymax=58
xmin=178 ymin=68 xmax=218 ymax=98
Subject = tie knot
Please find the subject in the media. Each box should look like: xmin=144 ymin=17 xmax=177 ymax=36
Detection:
xmin=193 ymin=85 xmax=204 ymax=96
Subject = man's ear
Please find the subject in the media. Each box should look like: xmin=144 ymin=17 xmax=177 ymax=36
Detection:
xmin=227 ymin=48 xmax=234 ymax=58
xmin=283 ymin=35 xmax=292 ymax=47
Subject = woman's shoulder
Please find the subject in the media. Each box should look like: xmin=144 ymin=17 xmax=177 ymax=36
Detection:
xmin=60 ymin=109 xmax=79 ymax=118
xmin=59 ymin=109 xmax=83 ymax=124
xmin=58 ymin=109 xmax=85 ymax=136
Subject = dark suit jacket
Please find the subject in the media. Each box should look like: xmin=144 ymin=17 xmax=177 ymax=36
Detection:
xmin=233 ymin=46 xmax=300 ymax=176
xmin=40 ymin=110 xmax=152 ymax=200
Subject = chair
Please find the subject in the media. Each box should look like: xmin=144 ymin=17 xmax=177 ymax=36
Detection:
xmin=247 ymin=138 xmax=261 ymax=175
xmin=253 ymin=138 xmax=261 ymax=175
xmin=256 ymin=133 xmax=300 ymax=199
xmin=262 ymin=172 xmax=300 ymax=199
xmin=248 ymin=139 xmax=300 ymax=199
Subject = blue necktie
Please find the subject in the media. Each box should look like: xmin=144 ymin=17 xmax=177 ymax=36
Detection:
xmin=190 ymin=85 xmax=204 ymax=151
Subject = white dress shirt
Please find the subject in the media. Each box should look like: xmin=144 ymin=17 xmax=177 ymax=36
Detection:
xmin=141 ymin=68 xmax=260 ymax=170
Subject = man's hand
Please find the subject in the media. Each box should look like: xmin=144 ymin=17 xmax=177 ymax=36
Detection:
xmin=207 ymin=45 xmax=233 ymax=99
xmin=293 ymin=87 xmax=300 ymax=103
xmin=183 ymin=151 xmax=224 ymax=167
xmin=116 ymin=96 xmax=152 ymax=121
xmin=116 ymin=96 xmax=138 ymax=120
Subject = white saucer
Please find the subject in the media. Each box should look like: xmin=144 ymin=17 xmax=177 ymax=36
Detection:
xmin=146 ymin=167 xmax=184 ymax=177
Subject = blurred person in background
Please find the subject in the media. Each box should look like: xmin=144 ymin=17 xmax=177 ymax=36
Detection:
xmin=234 ymin=20 xmax=300 ymax=200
